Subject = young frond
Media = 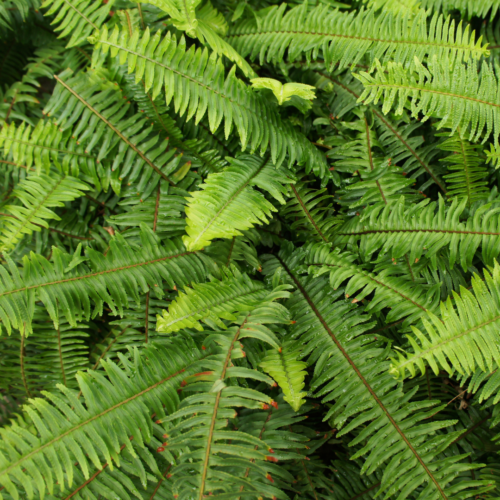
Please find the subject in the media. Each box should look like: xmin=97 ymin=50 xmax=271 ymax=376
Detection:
xmin=157 ymin=270 xmax=271 ymax=334
xmin=262 ymin=246 xmax=489 ymax=500
xmin=183 ymin=155 xmax=292 ymax=251
xmin=0 ymin=341 xmax=205 ymax=499
xmin=160 ymin=288 xmax=291 ymax=500
xmin=438 ymin=134 xmax=490 ymax=206
xmin=391 ymin=263 xmax=500 ymax=379
xmin=0 ymin=172 xmax=90 ymax=253
xmin=88 ymin=26 xmax=328 ymax=177
xmin=356 ymin=57 xmax=500 ymax=143
xmin=260 ymin=341 xmax=308 ymax=412
xmin=333 ymin=195 xmax=500 ymax=270
xmin=0 ymin=227 xmax=206 ymax=336
xmin=227 ymin=4 xmax=487 ymax=69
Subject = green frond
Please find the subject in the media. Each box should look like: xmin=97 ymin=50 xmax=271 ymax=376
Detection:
xmin=0 ymin=172 xmax=90 ymax=253
xmin=260 ymin=342 xmax=307 ymax=412
xmin=486 ymin=142 xmax=500 ymax=169
xmin=157 ymin=269 xmax=271 ymax=334
xmin=333 ymin=195 xmax=500 ymax=270
xmin=363 ymin=0 xmax=421 ymax=14
xmin=228 ymin=4 xmax=487 ymax=69
xmin=44 ymin=69 xmax=191 ymax=194
xmin=0 ymin=306 xmax=89 ymax=398
xmin=437 ymin=134 xmax=489 ymax=206
xmin=331 ymin=458 xmax=385 ymax=499
xmin=0 ymin=226 xmax=206 ymax=336
xmin=183 ymin=155 xmax=292 ymax=251
xmin=0 ymin=0 xmax=39 ymax=30
xmin=305 ymin=242 xmax=440 ymax=327
xmin=88 ymin=26 xmax=328 ymax=177
xmin=0 ymin=120 xmax=98 ymax=179
xmin=161 ymin=287 xmax=291 ymax=500
xmin=0 ymin=340 xmax=205 ymax=499
xmin=262 ymin=245 xmax=490 ymax=500
xmin=280 ymin=176 xmax=341 ymax=243
xmin=41 ymin=0 xmax=114 ymax=47
xmin=355 ymin=57 xmax=500 ymax=143
xmin=420 ymin=0 xmax=500 ymax=18
xmin=390 ymin=263 xmax=500 ymax=379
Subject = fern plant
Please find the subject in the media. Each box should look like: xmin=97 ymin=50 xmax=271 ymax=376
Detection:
xmin=3 ymin=1 xmax=500 ymax=499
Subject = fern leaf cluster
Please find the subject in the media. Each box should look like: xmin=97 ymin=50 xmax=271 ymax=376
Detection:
xmin=3 ymin=0 xmax=500 ymax=499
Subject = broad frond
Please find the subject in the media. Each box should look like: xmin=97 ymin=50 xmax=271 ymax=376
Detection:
xmin=262 ymin=245 xmax=489 ymax=500
xmin=356 ymin=57 xmax=500 ymax=143
xmin=333 ymin=195 xmax=500 ymax=270
xmin=0 ymin=227 xmax=206 ymax=335
xmin=227 ymin=5 xmax=487 ymax=69
xmin=0 ymin=172 xmax=90 ymax=253
xmin=88 ymin=26 xmax=328 ymax=177
xmin=0 ymin=341 xmax=205 ymax=499
xmin=183 ymin=155 xmax=292 ymax=251
xmin=260 ymin=342 xmax=307 ymax=412
xmin=390 ymin=263 xmax=500 ymax=379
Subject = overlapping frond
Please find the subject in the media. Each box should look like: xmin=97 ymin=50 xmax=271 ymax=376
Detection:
xmin=438 ymin=134 xmax=489 ymax=206
xmin=391 ymin=263 xmax=500 ymax=379
xmin=160 ymin=287 xmax=291 ymax=500
xmin=305 ymin=242 xmax=440 ymax=327
xmin=41 ymin=0 xmax=114 ymax=47
xmin=88 ymin=26 xmax=328 ymax=176
xmin=228 ymin=4 xmax=487 ymax=68
xmin=183 ymin=155 xmax=292 ymax=251
xmin=0 ymin=226 xmax=206 ymax=336
xmin=421 ymin=0 xmax=500 ymax=18
xmin=0 ymin=341 xmax=204 ymax=499
xmin=333 ymin=195 xmax=500 ymax=270
xmin=0 ymin=172 xmax=90 ymax=253
xmin=356 ymin=57 xmax=500 ymax=143
xmin=262 ymin=245 xmax=490 ymax=500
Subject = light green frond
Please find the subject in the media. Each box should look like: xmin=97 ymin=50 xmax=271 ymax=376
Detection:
xmin=228 ymin=4 xmax=487 ymax=69
xmin=363 ymin=0 xmax=421 ymax=14
xmin=183 ymin=155 xmax=292 ymax=251
xmin=390 ymin=263 xmax=500 ymax=379
xmin=260 ymin=342 xmax=307 ymax=412
xmin=88 ymin=26 xmax=328 ymax=177
xmin=0 ymin=172 xmax=90 ymax=253
xmin=355 ymin=57 xmax=500 ymax=143
xmin=251 ymin=78 xmax=316 ymax=106
xmin=420 ymin=0 xmax=500 ymax=19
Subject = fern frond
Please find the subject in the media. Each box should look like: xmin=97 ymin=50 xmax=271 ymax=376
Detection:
xmin=161 ymin=287 xmax=291 ymax=499
xmin=390 ymin=263 xmax=500 ymax=379
xmin=420 ymin=0 xmax=500 ymax=19
xmin=0 ymin=227 xmax=206 ymax=336
xmin=260 ymin=342 xmax=307 ymax=412
xmin=437 ymin=134 xmax=489 ymax=206
xmin=0 ymin=172 xmax=90 ymax=253
xmin=0 ymin=341 xmax=205 ymax=499
xmin=45 ymin=69 xmax=191 ymax=195
xmin=0 ymin=0 xmax=39 ymax=30
xmin=183 ymin=155 xmax=292 ymax=251
xmin=356 ymin=57 xmax=500 ymax=143
xmin=280 ymin=176 xmax=341 ymax=243
xmin=41 ymin=0 xmax=114 ymax=47
xmin=333 ymin=195 xmax=500 ymax=270
xmin=157 ymin=269 xmax=270 ymax=334
xmin=363 ymin=0 xmax=421 ymax=14
xmin=88 ymin=26 xmax=328 ymax=176
xmin=262 ymin=245 xmax=489 ymax=500
xmin=305 ymin=242 xmax=440 ymax=327
xmin=228 ymin=5 xmax=487 ymax=69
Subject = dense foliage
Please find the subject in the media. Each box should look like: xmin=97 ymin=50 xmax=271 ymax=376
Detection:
xmin=2 ymin=0 xmax=500 ymax=498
